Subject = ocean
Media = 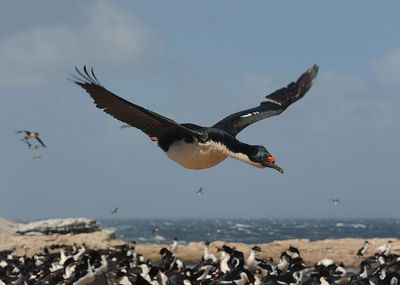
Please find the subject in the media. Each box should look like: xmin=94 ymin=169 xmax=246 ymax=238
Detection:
xmin=98 ymin=218 xmax=400 ymax=244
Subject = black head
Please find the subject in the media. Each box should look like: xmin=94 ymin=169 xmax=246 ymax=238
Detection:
xmin=251 ymin=245 xmax=261 ymax=252
xmin=149 ymin=266 xmax=160 ymax=278
xmin=288 ymin=245 xmax=300 ymax=255
xmin=222 ymin=245 xmax=233 ymax=255
xmin=251 ymin=146 xmax=284 ymax=173
xmin=159 ymin=248 xmax=169 ymax=255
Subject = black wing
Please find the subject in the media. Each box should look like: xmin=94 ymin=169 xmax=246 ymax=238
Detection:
xmin=35 ymin=136 xmax=46 ymax=148
xmin=20 ymin=139 xmax=31 ymax=147
xmin=73 ymin=66 xmax=202 ymax=141
xmin=213 ymin=65 xmax=319 ymax=137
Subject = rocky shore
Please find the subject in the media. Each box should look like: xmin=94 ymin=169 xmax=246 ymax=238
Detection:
xmin=1 ymin=218 xmax=399 ymax=267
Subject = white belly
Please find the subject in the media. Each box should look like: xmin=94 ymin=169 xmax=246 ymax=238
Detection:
xmin=166 ymin=140 xmax=229 ymax=170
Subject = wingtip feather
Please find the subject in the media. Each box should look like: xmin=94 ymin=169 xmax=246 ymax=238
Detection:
xmin=71 ymin=65 xmax=102 ymax=87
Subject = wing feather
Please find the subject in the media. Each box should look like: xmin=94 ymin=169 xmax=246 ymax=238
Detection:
xmin=213 ymin=65 xmax=318 ymax=136
xmin=74 ymin=66 xmax=200 ymax=140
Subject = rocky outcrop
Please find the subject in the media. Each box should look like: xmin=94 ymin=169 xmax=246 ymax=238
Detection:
xmin=0 ymin=217 xmax=101 ymax=235
xmin=16 ymin=218 xmax=100 ymax=235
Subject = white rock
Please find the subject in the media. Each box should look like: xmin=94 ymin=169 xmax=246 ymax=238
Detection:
xmin=16 ymin=218 xmax=100 ymax=235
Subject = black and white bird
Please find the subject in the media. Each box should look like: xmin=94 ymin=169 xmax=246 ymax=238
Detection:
xmin=377 ymin=240 xmax=392 ymax=256
xmin=196 ymin=187 xmax=204 ymax=196
xmin=202 ymin=241 xmax=218 ymax=264
xmin=357 ymin=241 xmax=369 ymax=257
xmin=245 ymin=245 xmax=271 ymax=276
xmin=168 ymin=237 xmax=179 ymax=254
xmin=73 ymin=65 xmax=318 ymax=172
xmin=16 ymin=130 xmax=46 ymax=148
xmin=330 ymin=198 xmax=340 ymax=206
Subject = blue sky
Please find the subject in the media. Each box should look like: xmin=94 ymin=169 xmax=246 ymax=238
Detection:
xmin=0 ymin=1 xmax=399 ymax=219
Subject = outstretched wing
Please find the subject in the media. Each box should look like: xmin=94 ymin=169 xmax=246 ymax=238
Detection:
xmin=213 ymin=65 xmax=318 ymax=137
xmin=35 ymin=136 xmax=46 ymax=148
xmin=72 ymin=66 xmax=202 ymax=141
xmin=20 ymin=139 xmax=30 ymax=147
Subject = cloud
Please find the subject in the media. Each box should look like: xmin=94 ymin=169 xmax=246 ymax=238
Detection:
xmin=0 ymin=1 xmax=160 ymax=88
xmin=372 ymin=47 xmax=400 ymax=87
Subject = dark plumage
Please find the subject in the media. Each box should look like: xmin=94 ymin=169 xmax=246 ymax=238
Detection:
xmin=213 ymin=65 xmax=318 ymax=137
xmin=196 ymin=187 xmax=204 ymax=196
xmin=73 ymin=65 xmax=318 ymax=173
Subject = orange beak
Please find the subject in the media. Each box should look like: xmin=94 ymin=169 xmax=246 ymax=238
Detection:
xmin=265 ymin=156 xmax=284 ymax=174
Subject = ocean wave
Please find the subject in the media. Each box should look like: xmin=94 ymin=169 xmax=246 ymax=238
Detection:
xmin=98 ymin=219 xmax=399 ymax=244
xmin=234 ymin=223 xmax=252 ymax=229
xmin=336 ymin=223 xmax=366 ymax=229
xmin=154 ymin=235 xmax=166 ymax=241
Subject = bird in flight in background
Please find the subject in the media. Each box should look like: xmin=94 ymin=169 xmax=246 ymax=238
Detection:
xmin=16 ymin=130 xmax=46 ymax=148
xmin=73 ymin=65 xmax=318 ymax=173
xmin=196 ymin=187 xmax=204 ymax=196
xmin=330 ymin=198 xmax=340 ymax=206
xmin=111 ymin=207 xmax=119 ymax=215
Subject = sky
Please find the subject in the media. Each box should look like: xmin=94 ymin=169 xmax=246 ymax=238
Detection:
xmin=1 ymin=1 xmax=399 ymax=220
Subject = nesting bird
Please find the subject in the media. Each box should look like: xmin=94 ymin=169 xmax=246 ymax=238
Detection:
xmin=2 ymin=239 xmax=400 ymax=285
xmin=357 ymin=241 xmax=369 ymax=257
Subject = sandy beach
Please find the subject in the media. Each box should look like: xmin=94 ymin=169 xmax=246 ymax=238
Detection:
xmin=1 ymin=231 xmax=399 ymax=267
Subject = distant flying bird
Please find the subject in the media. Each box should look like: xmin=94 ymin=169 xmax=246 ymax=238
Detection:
xmin=111 ymin=207 xmax=118 ymax=215
xmin=196 ymin=187 xmax=204 ymax=196
xmin=16 ymin=130 xmax=46 ymax=148
xmin=33 ymin=155 xmax=43 ymax=160
xmin=73 ymin=65 xmax=318 ymax=172
xmin=330 ymin=198 xmax=340 ymax=206
xmin=20 ymin=139 xmax=40 ymax=150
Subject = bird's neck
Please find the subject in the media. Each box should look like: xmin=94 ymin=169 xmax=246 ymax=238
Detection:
xmin=248 ymin=250 xmax=256 ymax=262
xmin=223 ymin=140 xmax=262 ymax=168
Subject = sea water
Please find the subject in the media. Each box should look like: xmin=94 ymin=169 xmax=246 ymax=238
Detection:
xmin=98 ymin=218 xmax=400 ymax=244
